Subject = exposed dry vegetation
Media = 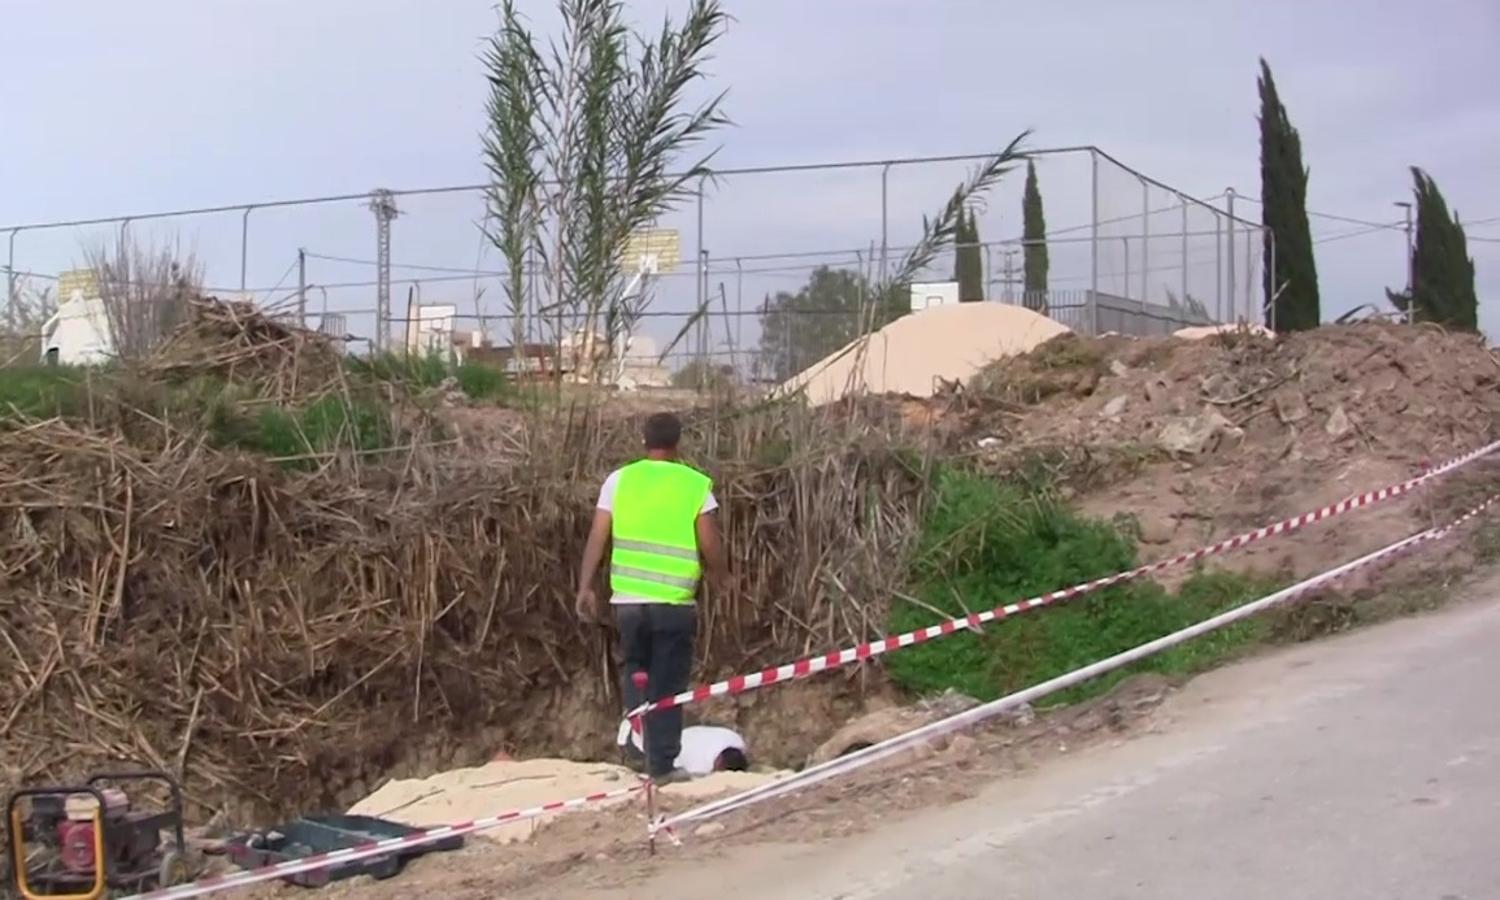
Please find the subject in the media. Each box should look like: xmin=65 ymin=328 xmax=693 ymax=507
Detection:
xmin=0 ymin=298 xmax=932 ymax=820
xmin=3 ymin=309 xmax=1497 ymax=829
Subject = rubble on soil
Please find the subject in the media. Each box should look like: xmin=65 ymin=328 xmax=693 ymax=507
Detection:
xmin=959 ymin=322 xmax=1500 ymax=465
xmin=936 ymin=320 xmax=1500 ymax=583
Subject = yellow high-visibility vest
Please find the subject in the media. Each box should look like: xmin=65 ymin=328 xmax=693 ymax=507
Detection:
xmin=609 ymin=460 xmax=712 ymax=604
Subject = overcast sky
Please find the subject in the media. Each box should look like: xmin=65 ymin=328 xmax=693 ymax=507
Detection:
xmin=4 ymin=0 xmax=1499 ymax=343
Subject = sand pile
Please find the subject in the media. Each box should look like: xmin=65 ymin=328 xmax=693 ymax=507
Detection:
xmin=348 ymin=758 xmax=784 ymax=843
xmin=780 ymin=303 xmax=1070 ymax=406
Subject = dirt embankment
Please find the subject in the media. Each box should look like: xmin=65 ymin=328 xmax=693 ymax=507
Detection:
xmin=0 ymin=301 xmax=926 ymax=823
xmin=4 ymin=309 xmax=1496 ymax=831
xmin=923 ymin=322 xmax=1500 ymax=584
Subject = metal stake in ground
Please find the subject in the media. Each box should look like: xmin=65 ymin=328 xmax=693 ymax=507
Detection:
xmin=631 ymin=671 xmax=658 ymax=856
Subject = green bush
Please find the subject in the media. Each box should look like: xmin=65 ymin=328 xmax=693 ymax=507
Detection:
xmin=350 ymin=351 xmax=450 ymax=388
xmin=453 ymin=360 xmax=509 ymax=400
xmin=349 ymin=351 xmax=509 ymax=401
xmin=231 ymin=395 xmax=394 ymax=462
xmin=888 ymin=468 xmax=1276 ymax=703
xmin=0 ymin=366 xmax=88 ymax=420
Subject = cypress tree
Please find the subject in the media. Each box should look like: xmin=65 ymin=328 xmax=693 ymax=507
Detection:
xmin=953 ymin=206 xmax=984 ymax=301
xmin=1258 ymin=58 xmax=1320 ymax=331
xmin=1388 ymin=168 xmax=1478 ymax=331
xmin=1022 ymin=159 xmax=1049 ymax=309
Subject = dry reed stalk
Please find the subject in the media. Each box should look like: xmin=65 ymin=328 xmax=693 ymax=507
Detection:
xmin=1 ymin=308 xmax=931 ymax=822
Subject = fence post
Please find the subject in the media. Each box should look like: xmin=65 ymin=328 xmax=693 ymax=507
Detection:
xmin=239 ymin=206 xmax=255 ymax=294
xmin=1243 ymin=224 xmax=1253 ymax=320
xmin=696 ymin=176 xmax=705 ymax=323
xmin=982 ymin=242 xmax=992 ymax=301
xmin=698 ymin=248 xmax=710 ymax=366
xmin=5 ymin=228 xmax=18 ymax=314
xmin=297 ymin=248 xmax=307 ymax=326
xmin=1268 ymin=230 xmax=1277 ymax=331
xmin=1224 ymin=188 xmax=1237 ymax=325
xmin=1214 ymin=212 xmax=1223 ymax=322
xmin=1088 ymin=149 xmax=1099 ymax=336
xmin=1179 ymin=195 xmax=1189 ymax=310
xmin=1140 ymin=179 xmax=1149 ymax=303
xmin=734 ymin=257 xmax=744 ymax=369
xmin=879 ymin=163 xmax=891 ymax=284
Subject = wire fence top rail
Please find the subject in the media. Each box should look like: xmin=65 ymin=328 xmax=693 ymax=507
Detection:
xmin=0 ymin=145 xmax=1259 ymax=235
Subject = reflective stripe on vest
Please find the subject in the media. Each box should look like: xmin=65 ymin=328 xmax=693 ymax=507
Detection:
xmin=609 ymin=564 xmax=699 ymax=590
xmin=609 ymin=459 xmax=712 ymax=604
xmin=612 ymin=537 xmax=700 ymax=561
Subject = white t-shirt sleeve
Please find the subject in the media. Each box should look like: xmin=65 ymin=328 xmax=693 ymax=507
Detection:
xmin=596 ymin=470 xmax=622 ymax=512
xmin=598 ymin=468 xmax=718 ymax=516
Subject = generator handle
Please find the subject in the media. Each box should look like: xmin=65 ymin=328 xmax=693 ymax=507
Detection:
xmin=5 ymin=785 xmax=108 ymax=900
xmin=85 ymin=770 xmax=188 ymax=854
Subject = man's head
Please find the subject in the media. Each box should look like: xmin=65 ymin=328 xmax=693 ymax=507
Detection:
xmin=642 ymin=412 xmax=683 ymax=456
xmin=714 ymin=747 xmax=749 ymax=773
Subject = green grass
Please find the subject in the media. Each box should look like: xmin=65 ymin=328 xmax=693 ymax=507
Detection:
xmin=211 ymin=395 xmax=395 ymax=463
xmin=347 ymin=351 xmax=510 ymax=402
xmin=0 ymin=365 xmax=89 ymax=420
xmin=1 ymin=364 xmax=402 ymax=468
xmin=888 ymin=467 xmax=1278 ymax=704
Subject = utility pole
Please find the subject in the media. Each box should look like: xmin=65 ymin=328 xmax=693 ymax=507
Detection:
xmin=998 ymin=246 xmax=1021 ymax=303
xmin=296 ymin=248 xmax=307 ymax=327
xmin=369 ymin=189 xmax=399 ymax=352
xmin=698 ymin=248 xmax=710 ymax=367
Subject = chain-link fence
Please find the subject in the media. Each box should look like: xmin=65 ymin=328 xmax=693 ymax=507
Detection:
xmin=2 ymin=146 xmax=1267 ymax=380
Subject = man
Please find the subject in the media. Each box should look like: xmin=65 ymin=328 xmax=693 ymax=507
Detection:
xmin=616 ymin=719 xmax=750 ymax=777
xmin=576 ymin=412 xmax=730 ymax=783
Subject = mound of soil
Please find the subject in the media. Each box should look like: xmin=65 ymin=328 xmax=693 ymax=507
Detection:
xmin=948 ymin=321 xmax=1500 ymax=582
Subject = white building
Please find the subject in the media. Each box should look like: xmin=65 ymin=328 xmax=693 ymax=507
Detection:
xmin=39 ymin=270 xmax=113 ymax=365
xmin=909 ymin=281 xmax=961 ymax=312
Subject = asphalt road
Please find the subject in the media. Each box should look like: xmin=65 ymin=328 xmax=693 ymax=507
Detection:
xmin=590 ymin=588 xmax=1500 ymax=900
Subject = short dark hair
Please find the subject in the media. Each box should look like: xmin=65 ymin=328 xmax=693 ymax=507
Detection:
xmin=716 ymin=747 xmax=749 ymax=772
xmin=642 ymin=412 xmax=683 ymax=451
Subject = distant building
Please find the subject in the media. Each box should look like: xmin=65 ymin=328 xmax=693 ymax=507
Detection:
xmin=39 ymin=269 xmax=112 ymax=365
xmin=909 ymin=281 xmax=960 ymax=312
xmin=403 ymin=303 xmax=488 ymax=362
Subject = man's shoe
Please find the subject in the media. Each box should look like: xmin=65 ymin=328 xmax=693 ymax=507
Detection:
xmin=620 ymin=743 xmax=647 ymax=774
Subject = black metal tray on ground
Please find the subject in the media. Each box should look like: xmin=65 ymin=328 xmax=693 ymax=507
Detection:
xmin=224 ymin=814 xmax=463 ymax=888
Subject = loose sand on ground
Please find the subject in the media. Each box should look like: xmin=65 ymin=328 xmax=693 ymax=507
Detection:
xmin=780 ymin=303 xmax=1070 ymax=406
xmin=347 ymin=758 xmax=785 ymax=844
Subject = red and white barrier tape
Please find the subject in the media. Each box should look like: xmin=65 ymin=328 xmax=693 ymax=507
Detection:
xmin=113 ymin=439 xmax=1500 ymax=898
xmin=627 ymin=438 xmax=1500 ymax=720
xmin=660 ymin=491 xmax=1500 ymax=832
xmin=122 ymin=784 xmax=641 ymax=900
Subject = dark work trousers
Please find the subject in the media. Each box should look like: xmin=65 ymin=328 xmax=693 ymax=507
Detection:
xmin=615 ymin=602 xmax=697 ymax=777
